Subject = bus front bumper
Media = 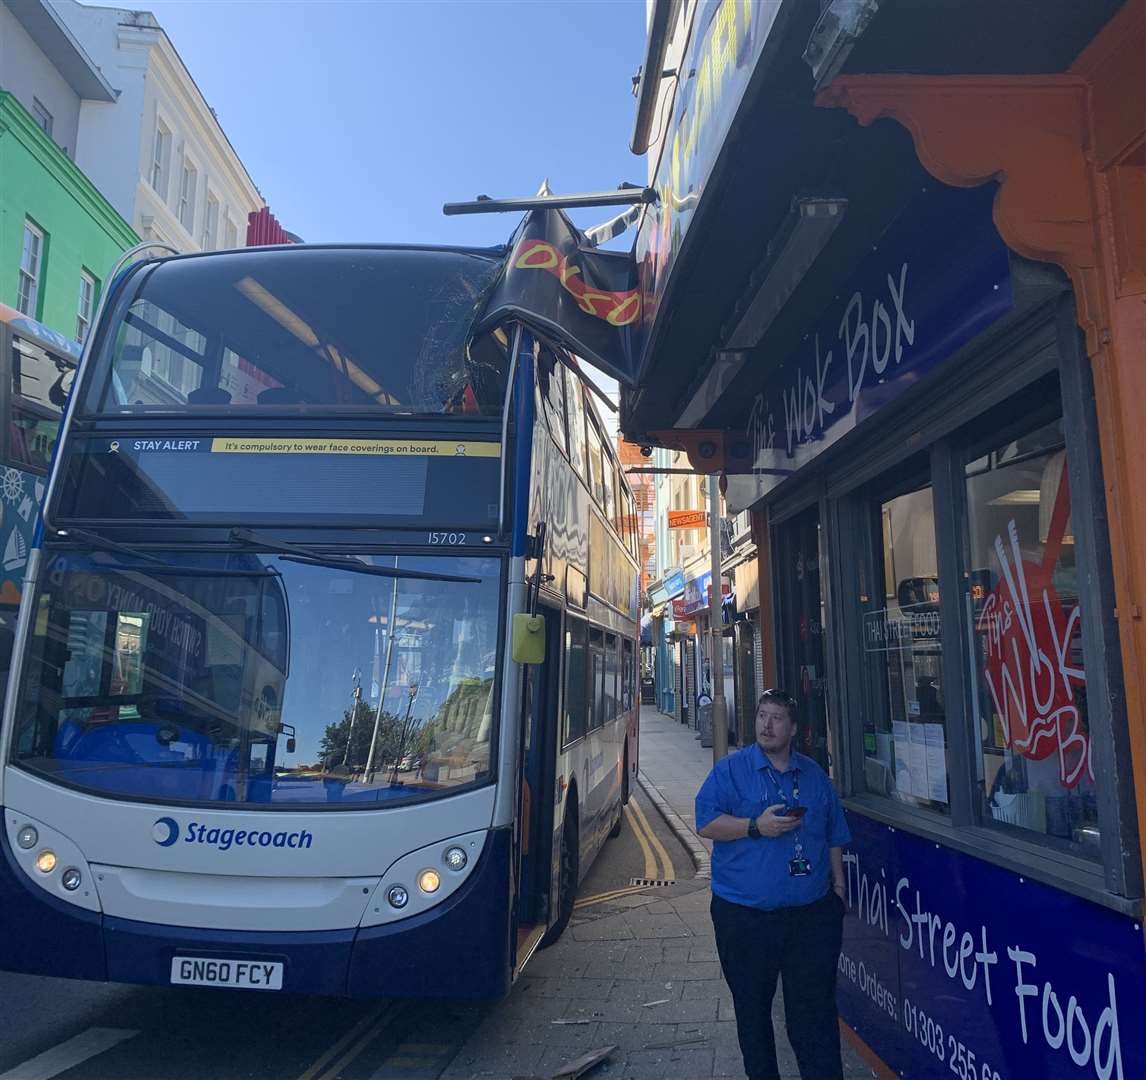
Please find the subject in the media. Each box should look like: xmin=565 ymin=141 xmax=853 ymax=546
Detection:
xmin=0 ymin=825 xmax=513 ymax=999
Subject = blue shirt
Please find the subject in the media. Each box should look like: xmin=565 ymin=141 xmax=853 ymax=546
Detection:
xmin=695 ymin=744 xmax=851 ymax=911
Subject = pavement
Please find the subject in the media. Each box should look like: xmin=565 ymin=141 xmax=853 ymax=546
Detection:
xmin=440 ymin=707 xmax=877 ymax=1080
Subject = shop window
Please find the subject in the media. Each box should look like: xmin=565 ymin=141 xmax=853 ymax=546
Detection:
xmin=861 ymin=485 xmax=950 ymax=812
xmin=965 ymin=417 xmax=1097 ymax=857
xmin=563 ymin=617 xmax=588 ymax=745
xmin=776 ymin=507 xmax=831 ymax=770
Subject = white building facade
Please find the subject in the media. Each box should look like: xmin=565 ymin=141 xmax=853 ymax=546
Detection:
xmin=53 ymin=0 xmax=263 ymax=253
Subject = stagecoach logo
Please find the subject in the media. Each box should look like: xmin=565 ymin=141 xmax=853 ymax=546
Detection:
xmin=152 ymin=817 xmax=314 ymax=851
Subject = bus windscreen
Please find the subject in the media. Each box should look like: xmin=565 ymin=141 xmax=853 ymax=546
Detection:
xmin=83 ymin=247 xmax=506 ymax=416
xmin=11 ymin=552 xmax=502 ymax=807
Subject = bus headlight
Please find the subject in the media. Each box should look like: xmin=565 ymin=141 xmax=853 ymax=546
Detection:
xmin=386 ymin=885 xmax=409 ymax=909
xmin=443 ymin=846 xmax=467 ymax=871
xmin=35 ymin=850 xmax=57 ymax=874
xmin=16 ymin=826 xmax=38 ymax=850
xmin=61 ymin=868 xmax=82 ymax=891
xmin=417 ymin=869 xmax=441 ymax=894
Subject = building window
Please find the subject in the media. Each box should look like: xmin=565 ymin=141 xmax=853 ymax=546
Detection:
xmin=76 ymin=271 xmax=97 ymax=343
xmin=860 ymin=482 xmax=949 ymax=812
xmin=178 ymin=159 xmax=198 ymax=232
xmin=150 ymin=122 xmax=171 ymax=197
xmin=200 ymin=193 xmax=219 ymax=250
xmin=31 ymin=98 xmax=53 ymax=138
xmin=17 ymin=221 xmax=44 ymax=317
xmin=222 ymin=214 xmax=238 ymax=250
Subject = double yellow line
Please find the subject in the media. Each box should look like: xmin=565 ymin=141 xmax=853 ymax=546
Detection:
xmin=574 ymin=796 xmax=675 ymax=911
xmin=627 ymin=796 xmax=674 ymax=882
xmin=296 ymin=1000 xmax=406 ymax=1080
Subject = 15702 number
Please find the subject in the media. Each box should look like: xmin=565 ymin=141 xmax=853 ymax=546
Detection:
xmin=427 ymin=532 xmax=466 ymax=545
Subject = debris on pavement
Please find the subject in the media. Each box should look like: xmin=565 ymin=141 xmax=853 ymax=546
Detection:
xmin=551 ymin=1044 xmax=616 ymax=1079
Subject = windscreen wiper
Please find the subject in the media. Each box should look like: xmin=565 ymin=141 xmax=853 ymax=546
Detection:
xmin=50 ymin=526 xmax=166 ymax=565
xmin=48 ymin=526 xmax=279 ymax=578
xmin=229 ymin=529 xmax=481 ymax=584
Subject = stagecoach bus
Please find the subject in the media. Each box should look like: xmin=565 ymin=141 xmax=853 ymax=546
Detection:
xmin=0 ymin=242 xmax=641 ymax=998
xmin=0 ymin=304 xmax=82 ymax=691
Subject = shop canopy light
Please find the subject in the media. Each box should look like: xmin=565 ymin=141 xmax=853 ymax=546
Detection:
xmin=677 ymin=197 xmax=847 ymax=428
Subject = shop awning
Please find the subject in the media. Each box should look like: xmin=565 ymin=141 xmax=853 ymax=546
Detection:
xmin=620 ymin=0 xmax=1122 ymax=451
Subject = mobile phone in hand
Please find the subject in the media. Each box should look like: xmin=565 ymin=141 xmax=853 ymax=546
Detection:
xmin=783 ymin=806 xmax=807 ymax=818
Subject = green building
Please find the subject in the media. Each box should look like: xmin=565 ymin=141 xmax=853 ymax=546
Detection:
xmin=1 ymin=90 xmax=138 ymax=342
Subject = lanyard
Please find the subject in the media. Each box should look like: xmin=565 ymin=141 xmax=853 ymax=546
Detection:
xmin=760 ymin=764 xmax=800 ymax=807
xmin=760 ymin=764 xmax=805 ymax=857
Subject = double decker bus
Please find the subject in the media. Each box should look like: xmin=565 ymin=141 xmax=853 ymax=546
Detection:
xmin=0 ymin=304 xmax=82 ymax=691
xmin=0 ymin=242 xmax=641 ymax=998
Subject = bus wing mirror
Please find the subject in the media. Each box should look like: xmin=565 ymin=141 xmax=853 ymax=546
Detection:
xmin=286 ymin=737 xmax=296 ymax=754
xmin=511 ymin=613 xmax=545 ymax=664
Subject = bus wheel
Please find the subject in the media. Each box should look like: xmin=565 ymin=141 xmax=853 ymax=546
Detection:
xmin=541 ymin=805 xmax=578 ymax=948
xmin=609 ymin=753 xmax=628 ymax=838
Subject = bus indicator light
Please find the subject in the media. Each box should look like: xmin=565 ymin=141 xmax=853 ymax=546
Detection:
xmin=16 ymin=826 xmax=37 ymax=849
xmin=61 ymin=868 xmax=82 ymax=891
xmin=418 ymin=869 xmax=441 ymax=894
xmin=35 ymin=850 xmax=57 ymax=874
xmin=387 ymin=885 xmax=409 ymax=909
xmin=444 ymin=846 xmax=467 ymax=871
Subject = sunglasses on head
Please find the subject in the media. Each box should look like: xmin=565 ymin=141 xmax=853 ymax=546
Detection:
xmin=758 ymin=689 xmax=797 ymax=709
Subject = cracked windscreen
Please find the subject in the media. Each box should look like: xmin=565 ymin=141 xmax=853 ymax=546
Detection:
xmin=84 ymin=247 xmax=506 ymax=416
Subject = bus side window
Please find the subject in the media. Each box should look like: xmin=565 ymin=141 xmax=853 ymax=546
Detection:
xmin=564 ymin=367 xmax=588 ymax=482
xmin=602 ymin=451 xmax=616 ymax=526
xmin=588 ymin=627 xmax=605 ymax=731
xmin=605 ymin=633 xmax=619 ymax=723
xmin=622 ymin=638 xmax=634 ymax=711
xmin=539 ymin=349 xmax=567 ymax=456
xmin=563 ymin=617 xmax=588 ymax=745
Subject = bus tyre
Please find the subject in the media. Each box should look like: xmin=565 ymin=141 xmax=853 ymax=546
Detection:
xmin=541 ymin=806 xmax=578 ymax=948
xmin=609 ymin=752 xmax=628 ymax=838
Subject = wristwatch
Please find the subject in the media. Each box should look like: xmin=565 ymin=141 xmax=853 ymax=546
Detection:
xmin=746 ymin=816 xmax=762 ymax=840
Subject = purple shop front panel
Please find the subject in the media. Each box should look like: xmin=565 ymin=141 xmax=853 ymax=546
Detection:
xmin=838 ymin=812 xmax=1143 ymax=1079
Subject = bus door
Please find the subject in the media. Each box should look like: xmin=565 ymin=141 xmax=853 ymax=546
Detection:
xmin=515 ymin=603 xmax=561 ymax=934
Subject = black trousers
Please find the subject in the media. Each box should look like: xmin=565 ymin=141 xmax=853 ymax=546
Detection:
xmin=711 ymin=891 xmax=845 ymax=1080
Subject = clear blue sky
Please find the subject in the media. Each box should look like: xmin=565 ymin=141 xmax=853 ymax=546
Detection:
xmin=134 ymin=0 xmax=650 ymax=251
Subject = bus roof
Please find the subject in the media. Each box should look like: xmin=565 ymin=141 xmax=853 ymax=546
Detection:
xmin=138 ymin=241 xmax=509 ymax=267
xmin=0 ymin=302 xmax=83 ymax=361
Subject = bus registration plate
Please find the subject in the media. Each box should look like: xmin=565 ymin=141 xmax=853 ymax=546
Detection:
xmin=170 ymin=956 xmax=283 ymax=990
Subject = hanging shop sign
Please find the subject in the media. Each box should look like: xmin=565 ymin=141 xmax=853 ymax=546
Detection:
xmin=679 ymin=570 xmax=731 ymax=616
xmin=635 ymin=0 xmax=781 ymax=361
xmin=668 ymin=509 xmax=708 ymax=530
xmin=726 ymin=184 xmax=1014 ymax=512
xmin=839 ymin=813 xmax=1145 ymax=1079
xmin=662 ymin=568 xmax=686 ymax=599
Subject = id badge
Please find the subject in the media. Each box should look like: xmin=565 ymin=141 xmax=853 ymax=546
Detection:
xmin=788 ymin=856 xmax=812 ymax=877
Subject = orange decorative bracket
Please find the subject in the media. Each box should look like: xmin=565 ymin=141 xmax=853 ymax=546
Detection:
xmin=815 ymin=75 xmax=1106 ymax=353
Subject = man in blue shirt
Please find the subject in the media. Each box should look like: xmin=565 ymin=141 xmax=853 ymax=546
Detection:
xmin=696 ymin=689 xmax=851 ymax=1080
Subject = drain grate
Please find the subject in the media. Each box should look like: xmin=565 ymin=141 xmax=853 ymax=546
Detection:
xmin=629 ymin=877 xmax=676 ymax=888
